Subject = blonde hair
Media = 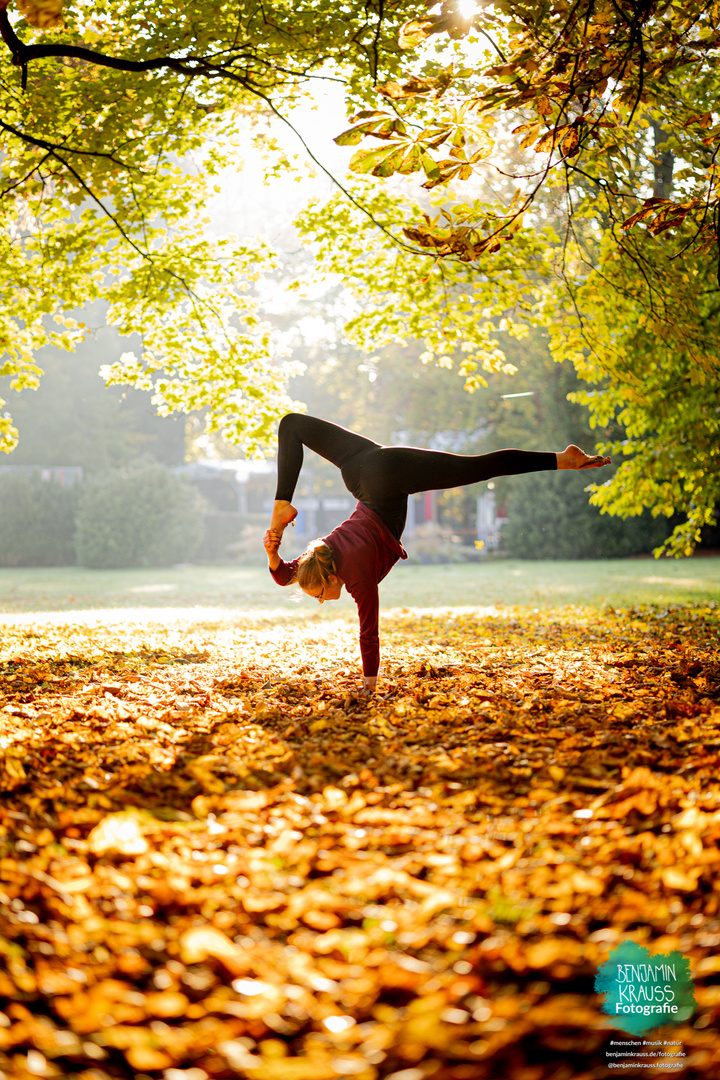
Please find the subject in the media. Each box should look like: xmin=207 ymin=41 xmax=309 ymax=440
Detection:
xmin=296 ymin=540 xmax=335 ymax=591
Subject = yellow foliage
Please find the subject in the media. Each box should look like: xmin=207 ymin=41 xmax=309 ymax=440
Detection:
xmin=15 ymin=0 xmax=64 ymax=29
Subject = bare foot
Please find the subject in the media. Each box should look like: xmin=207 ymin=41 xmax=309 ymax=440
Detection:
xmin=270 ymin=500 xmax=298 ymax=534
xmin=557 ymin=445 xmax=612 ymax=470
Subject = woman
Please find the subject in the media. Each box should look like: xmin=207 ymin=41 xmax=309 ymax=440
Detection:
xmin=264 ymin=414 xmax=610 ymax=693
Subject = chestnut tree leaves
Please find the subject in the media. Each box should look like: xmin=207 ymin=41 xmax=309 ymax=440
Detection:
xmin=337 ymin=0 xmax=720 ymax=255
xmin=338 ymin=102 xmax=496 ymax=193
xmin=319 ymin=5 xmax=720 ymax=558
xmin=0 ymin=0 xmax=412 ymax=456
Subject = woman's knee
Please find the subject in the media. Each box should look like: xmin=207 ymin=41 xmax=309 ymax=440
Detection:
xmin=278 ymin=412 xmax=304 ymax=436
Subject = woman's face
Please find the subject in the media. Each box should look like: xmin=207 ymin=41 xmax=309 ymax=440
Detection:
xmin=302 ymin=573 xmax=343 ymax=604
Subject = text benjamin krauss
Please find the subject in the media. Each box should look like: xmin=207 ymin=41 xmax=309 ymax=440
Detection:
xmin=614 ymin=962 xmax=679 ymax=1016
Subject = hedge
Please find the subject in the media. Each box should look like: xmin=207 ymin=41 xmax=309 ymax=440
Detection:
xmin=502 ymin=470 xmax=671 ymax=559
xmin=74 ymin=462 xmax=205 ymax=568
xmin=0 ymin=472 xmax=80 ymax=566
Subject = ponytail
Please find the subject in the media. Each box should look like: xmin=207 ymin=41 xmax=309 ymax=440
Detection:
xmin=297 ymin=541 xmax=335 ymax=591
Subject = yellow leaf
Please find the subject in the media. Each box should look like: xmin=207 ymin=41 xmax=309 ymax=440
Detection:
xmin=15 ymin=0 xmax=64 ymax=30
xmin=126 ymin=1045 xmax=173 ymax=1071
xmin=661 ymin=867 xmax=700 ymax=891
xmin=246 ymin=1059 xmax=340 ymax=1079
xmin=179 ymin=926 xmax=245 ymax=968
xmin=87 ymin=812 xmax=149 ymax=857
xmin=398 ymin=18 xmax=434 ymax=49
xmin=143 ymin=991 xmax=190 ymax=1018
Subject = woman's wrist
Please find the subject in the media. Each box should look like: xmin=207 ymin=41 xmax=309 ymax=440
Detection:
xmin=264 ymin=527 xmax=282 ymax=571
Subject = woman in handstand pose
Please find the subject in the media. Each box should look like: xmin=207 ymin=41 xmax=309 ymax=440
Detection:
xmin=264 ymin=414 xmax=610 ymax=693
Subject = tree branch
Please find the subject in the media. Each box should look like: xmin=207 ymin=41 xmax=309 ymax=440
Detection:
xmin=0 ymin=8 xmax=198 ymax=75
xmin=0 ymin=117 xmax=139 ymax=173
xmin=0 ymin=2 xmax=503 ymax=269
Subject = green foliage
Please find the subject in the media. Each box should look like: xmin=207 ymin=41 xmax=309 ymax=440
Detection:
xmin=2 ymin=0 xmax=719 ymax=557
xmin=334 ymin=0 xmax=720 ymax=257
xmin=74 ymin=463 xmax=205 ymax=569
xmin=547 ymin=236 xmax=720 ymax=557
xmin=1 ymin=0 xmax=416 ymax=456
xmin=285 ymin=293 xmax=496 ymax=448
xmin=0 ymin=472 xmax=79 ymax=566
xmin=503 ymin=471 xmax=670 ymax=560
xmin=294 ymin=181 xmax=555 ymax=393
xmin=300 ymin=72 xmax=720 ymax=555
xmin=307 ymin=0 xmax=720 ymax=556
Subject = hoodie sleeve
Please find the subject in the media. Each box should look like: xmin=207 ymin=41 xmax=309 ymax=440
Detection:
xmin=270 ymin=557 xmax=300 ymax=586
xmin=347 ymin=579 xmax=380 ymax=677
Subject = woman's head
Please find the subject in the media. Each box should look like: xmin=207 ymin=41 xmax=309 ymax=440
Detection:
xmin=297 ymin=541 xmax=342 ymax=603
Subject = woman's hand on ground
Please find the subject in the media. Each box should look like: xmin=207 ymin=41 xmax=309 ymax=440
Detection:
xmin=264 ymin=529 xmax=282 ymax=571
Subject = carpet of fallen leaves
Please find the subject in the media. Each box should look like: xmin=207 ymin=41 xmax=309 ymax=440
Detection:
xmin=1 ymin=602 xmax=719 ymax=1080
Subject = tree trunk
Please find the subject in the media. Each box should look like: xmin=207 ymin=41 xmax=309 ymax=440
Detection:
xmin=651 ymin=120 xmax=674 ymax=199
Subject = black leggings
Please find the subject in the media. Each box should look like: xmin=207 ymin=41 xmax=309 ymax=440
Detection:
xmin=275 ymin=414 xmax=557 ymax=539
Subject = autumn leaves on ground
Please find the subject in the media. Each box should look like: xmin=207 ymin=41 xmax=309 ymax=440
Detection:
xmin=1 ymin=603 xmax=719 ymax=1080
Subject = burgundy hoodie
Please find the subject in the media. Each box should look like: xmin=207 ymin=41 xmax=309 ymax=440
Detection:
xmin=270 ymin=502 xmax=408 ymax=676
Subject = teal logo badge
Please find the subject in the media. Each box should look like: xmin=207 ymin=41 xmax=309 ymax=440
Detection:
xmin=595 ymin=940 xmax=695 ymax=1035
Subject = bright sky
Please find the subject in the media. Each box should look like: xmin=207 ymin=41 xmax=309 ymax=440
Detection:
xmin=205 ymin=82 xmax=352 ymax=248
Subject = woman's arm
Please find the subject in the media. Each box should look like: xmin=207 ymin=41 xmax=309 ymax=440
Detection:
xmin=347 ymin=580 xmax=381 ymax=692
xmin=265 ymin=527 xmax=301 ymax=585
xmin=264 ymin=528 xmax=282 ymax=572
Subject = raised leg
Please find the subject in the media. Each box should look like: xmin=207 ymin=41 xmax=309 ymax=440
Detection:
xmin=359 ymin=445 xmax=559 ymax=501
xmin=272 ymin=414 xmax=380 ymax=533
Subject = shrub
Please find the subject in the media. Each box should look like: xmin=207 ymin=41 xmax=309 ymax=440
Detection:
xmin=0 ymin=472 xmax=80 ymax=566
xmin=502 ymin=470 xmax=671 ymax=559
xmin=75 ymin=462 xmax=205 ymax=568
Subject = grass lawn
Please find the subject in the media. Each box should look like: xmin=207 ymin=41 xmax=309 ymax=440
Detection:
xmin=0 ymin=556 xmax=718 ymax=616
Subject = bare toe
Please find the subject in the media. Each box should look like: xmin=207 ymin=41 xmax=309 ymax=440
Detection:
xmin=559 ymin=445 xmax=611 ymax=470
xmin=579 ymin=454 xmax=612 ymax=470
